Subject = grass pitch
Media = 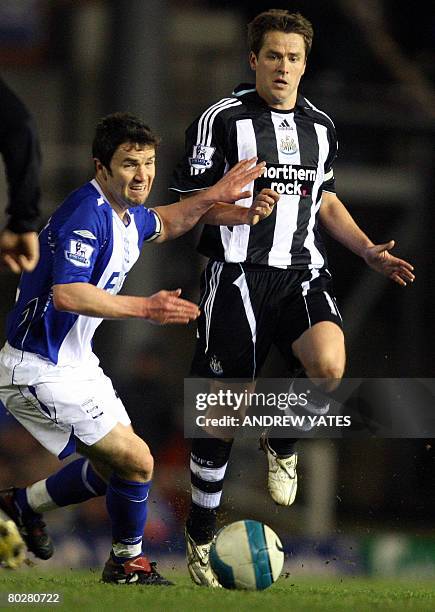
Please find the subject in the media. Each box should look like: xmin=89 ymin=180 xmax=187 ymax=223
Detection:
xmin=1 ymin=570 xmax=435 ymax=611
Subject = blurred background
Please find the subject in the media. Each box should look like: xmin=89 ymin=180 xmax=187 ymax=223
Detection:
xmin=0 ymin=0 xmax=434 ymax=576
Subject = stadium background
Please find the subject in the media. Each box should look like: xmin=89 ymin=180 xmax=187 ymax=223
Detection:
xmin=0 ymin=0 xmax=434 ymax=576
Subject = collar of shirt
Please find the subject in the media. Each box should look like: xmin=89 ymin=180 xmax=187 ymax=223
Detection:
xmin=232 ymin=82 xmax=307 ymax=114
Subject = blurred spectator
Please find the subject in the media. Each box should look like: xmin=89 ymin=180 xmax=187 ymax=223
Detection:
xmin=116 ymin=342 xmax=191 ymax=526
xmin=0 ymin=75 xmax=41 ymax=273
xmin=116 ymin=342 xmax=178 ymax=451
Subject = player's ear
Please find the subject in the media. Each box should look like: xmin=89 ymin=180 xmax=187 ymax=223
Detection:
xmin=94 ymin=158 xmax=109 ymax=179
xmin=249 ymin=52 xmax=257 ymax=72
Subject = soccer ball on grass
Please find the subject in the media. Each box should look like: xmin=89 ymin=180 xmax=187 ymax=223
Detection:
xmin=210 ymin=519 xmax=284 ymax=590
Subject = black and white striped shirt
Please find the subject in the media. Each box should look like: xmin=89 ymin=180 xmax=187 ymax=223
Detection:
xmin=170 ymin=84 xmax=338 ymax=269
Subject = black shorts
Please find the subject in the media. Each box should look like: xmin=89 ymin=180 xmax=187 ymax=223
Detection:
xmin=191 ymin=260 xmax=343 ymax=378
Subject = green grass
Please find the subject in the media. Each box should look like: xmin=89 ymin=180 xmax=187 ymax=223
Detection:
xmin=2 ymin=571 xmax=435 ymax=611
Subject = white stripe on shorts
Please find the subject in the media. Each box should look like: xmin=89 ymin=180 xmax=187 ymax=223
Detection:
xmin=323 ymin=290 xmax=338 ymax=315
xmin=303 ymin=295 xmax=312 ymax=328
xmin=233 ymin=267 xmax=257 ymax=378
xmin=301 ymin=268 xmax=320 ymax=296
xmin=204 ymin=261 xmax=223 ymax=354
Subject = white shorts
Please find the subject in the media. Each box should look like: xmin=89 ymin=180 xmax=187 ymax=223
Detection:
xmin=0 ymin=343 xmax=130 ymax=459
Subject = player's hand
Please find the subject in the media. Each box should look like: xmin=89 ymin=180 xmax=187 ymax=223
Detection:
xmin=207 ymin=158 xmax=266 ymax=204
xmin=364 ymin=240 xmax=415 ymax=286
xmin=247 ymin=188 xmax=280 ymax=225
xmin=0 ymin=229 xmax=40 ymax=274
xmin=144 ymin=288 xmax=200 ymax=325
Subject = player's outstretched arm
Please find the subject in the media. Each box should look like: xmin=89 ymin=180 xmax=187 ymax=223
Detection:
xmin=0 ymin=229 xmax=39 ymax=273
xmin=153 ymin=158 xmax=265 ymax=242
xmin=201 ymin=188 xmax=280 ymax=226
xmin=319 ymin=192 xmax=415 ymax=286
xmin=53 ymin=283 xmax=199 ymax=324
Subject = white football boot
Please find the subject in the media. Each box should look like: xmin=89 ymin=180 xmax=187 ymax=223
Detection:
xmin=185 ymin=529 xmax=221 ymax=588
xmin=260 ymin=436 xmax=298 ymax=506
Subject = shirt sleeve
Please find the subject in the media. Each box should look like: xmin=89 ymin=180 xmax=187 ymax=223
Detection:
xmin=0 ymin=77 xmax=41 ymax=232
xmin=52 ymin=204 xmax=105 ymax=285
xmin=135 ymin=207 xmax=161 ymax=243
xmin=170 ymin=105 xmax=228 ymax=194
xmin=321 ymin=125 xmax=338 ymax=194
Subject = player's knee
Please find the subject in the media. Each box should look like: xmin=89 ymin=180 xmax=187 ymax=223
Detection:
xmin=126 ymin=441 xmax=154 ymax=481
xmin=306 ymin=356 xmax=345 ymax=381
xmin=113 ymin=437 xmax=154 ymax=482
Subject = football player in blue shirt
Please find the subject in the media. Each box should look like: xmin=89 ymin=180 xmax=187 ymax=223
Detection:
xmin=0 ymin=113 xmax=268 ymax=584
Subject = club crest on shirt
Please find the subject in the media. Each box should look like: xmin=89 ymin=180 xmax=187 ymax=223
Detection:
xmin=279 ymin=135 xmax=298 ymax=155
xmin=189 ymin=144 xmax=216 ymax=169
xmin=65 ymin=239 xmax=94 ymax=267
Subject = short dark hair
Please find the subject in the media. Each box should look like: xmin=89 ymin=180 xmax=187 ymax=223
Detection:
xmin=247 ymin=10 xmax=314 ymax=59
xmin=92 ymin=112 xmax=161 ymax=170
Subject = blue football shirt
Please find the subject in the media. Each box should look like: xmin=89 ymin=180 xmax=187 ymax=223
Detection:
xmin=6 ymin=180 xmax=160 ymax=365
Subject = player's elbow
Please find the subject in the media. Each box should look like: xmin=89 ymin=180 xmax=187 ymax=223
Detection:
xmin=52 ymin=284 xmax=77 ymax=312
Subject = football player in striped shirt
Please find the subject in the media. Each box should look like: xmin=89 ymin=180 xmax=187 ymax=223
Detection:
xmin=171 ymin=10 xmax=415 ymax=587
xmin=0 ymin=113 xmax=267 ymax=585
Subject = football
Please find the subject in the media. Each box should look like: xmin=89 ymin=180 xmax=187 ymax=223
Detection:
xmin=209 ymin=519 xmax=284 ymax=590
xmin=0 ymin=517 xmax=26 ymax=569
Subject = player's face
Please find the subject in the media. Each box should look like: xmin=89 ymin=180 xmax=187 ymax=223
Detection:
xmin=97 ymin=143 xmax=156 ymax=213
xmin=250 ymin=31 xmax=306 ymax=110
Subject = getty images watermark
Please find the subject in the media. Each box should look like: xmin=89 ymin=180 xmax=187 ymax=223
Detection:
xmin=184 ymin=378 xmax=435 ymax=438
xmin=194 ymin=388 xmax=350 ymax=430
